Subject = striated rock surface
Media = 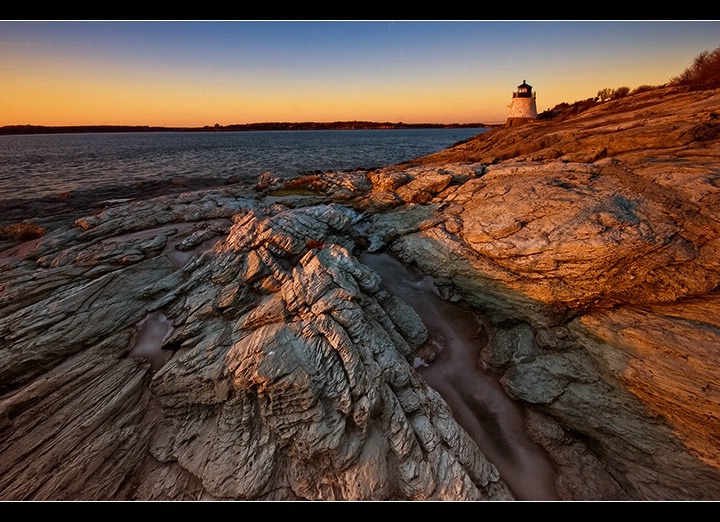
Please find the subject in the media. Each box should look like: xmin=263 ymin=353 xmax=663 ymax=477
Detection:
xmin=2 ymin=86 xmax=720 ymax=500
xmin=0 ymin=196 xmax=509 ymax=501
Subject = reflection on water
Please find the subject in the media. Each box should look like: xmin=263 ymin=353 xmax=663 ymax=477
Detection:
xmin=0 ymin=128 xmax=488 ymax=202
xmin=359 ymin=251 xmax=560 ymax=501
xmin=128 ymin=311 xmax=173 ymax=372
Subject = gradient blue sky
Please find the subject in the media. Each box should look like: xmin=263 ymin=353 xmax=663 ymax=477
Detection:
xmin=1 ymin=20 xmax=719 ymax=126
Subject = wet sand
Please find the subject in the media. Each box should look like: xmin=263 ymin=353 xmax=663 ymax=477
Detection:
xmin=359 ymin=251 xmax=561 ymax=501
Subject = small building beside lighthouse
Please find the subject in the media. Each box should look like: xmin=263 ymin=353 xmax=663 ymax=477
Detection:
xmin=506 ymin=80 xmax=538 ymax=127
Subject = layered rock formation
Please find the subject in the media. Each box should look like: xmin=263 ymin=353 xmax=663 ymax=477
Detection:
xmin=1 ymin=86 xmax=719 ymax=500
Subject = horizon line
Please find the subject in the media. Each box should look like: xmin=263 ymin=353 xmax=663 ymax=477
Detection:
xmin=0 ymin=121 xmax=497 ymax=135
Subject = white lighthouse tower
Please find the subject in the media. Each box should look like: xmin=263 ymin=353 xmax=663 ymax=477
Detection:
xmin=506 ymin=80 xmax=538 ymax=127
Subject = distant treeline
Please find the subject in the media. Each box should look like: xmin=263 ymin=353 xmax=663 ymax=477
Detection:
xmin=0 ymin=121 xmax=491 ymax=136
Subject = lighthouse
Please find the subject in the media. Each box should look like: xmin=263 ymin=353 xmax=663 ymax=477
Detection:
xmin=506 ymin=80 xmax=538 ymax=127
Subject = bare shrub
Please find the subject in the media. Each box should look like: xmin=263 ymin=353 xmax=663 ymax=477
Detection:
xmin=611 ymin=86 xmax=631 ymax=99
xmin=631 ymin=84 xmax=659 ymax=94
xmin=598 ymin=86 xmax=633 ymax=101
xmin=669 ymin=46 xmax=720 ymax=91
xmin=597 ymin=88 xmax=614 ymax=102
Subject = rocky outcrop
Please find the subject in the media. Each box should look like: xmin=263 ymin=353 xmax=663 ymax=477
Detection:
xmin=0 ymin=195 xmax=510 ymax=500
xmin=1 ymin=86 xmax=720 ymax=500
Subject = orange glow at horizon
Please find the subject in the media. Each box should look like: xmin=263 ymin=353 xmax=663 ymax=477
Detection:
xmin=2 ymin=68 xmax=509 ymax=127
xmin=2 ymin=21 xmax=718 ymax=128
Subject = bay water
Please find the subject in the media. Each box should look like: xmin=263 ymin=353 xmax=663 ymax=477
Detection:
xmin=0 ymin=128 xmax=487 ymax=204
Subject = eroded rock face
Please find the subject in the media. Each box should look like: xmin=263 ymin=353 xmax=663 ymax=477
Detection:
xmin=359 ymin=88 xmax=720 ymax=500
xmin=148 ymin=204 xmax=510 ymax=500
xmin=2 ymin=86 xmax=720 ymax=500
xmin=0 ymin=199 xmax=510 ymax=501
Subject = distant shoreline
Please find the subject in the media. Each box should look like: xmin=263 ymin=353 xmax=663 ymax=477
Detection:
xmin=0 ymin=121 xmax=495 ymax=136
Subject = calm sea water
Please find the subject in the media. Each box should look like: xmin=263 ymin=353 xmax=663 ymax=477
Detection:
xmin=0 ymin=128 xmax=487 ymax=203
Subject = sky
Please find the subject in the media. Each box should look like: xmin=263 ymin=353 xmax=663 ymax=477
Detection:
xmin=1 ymin=20 xmax=719 ymax=127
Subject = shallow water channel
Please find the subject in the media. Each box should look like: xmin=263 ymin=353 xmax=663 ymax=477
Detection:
xmin=359 ymin=251 xmax=560 ymax=501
